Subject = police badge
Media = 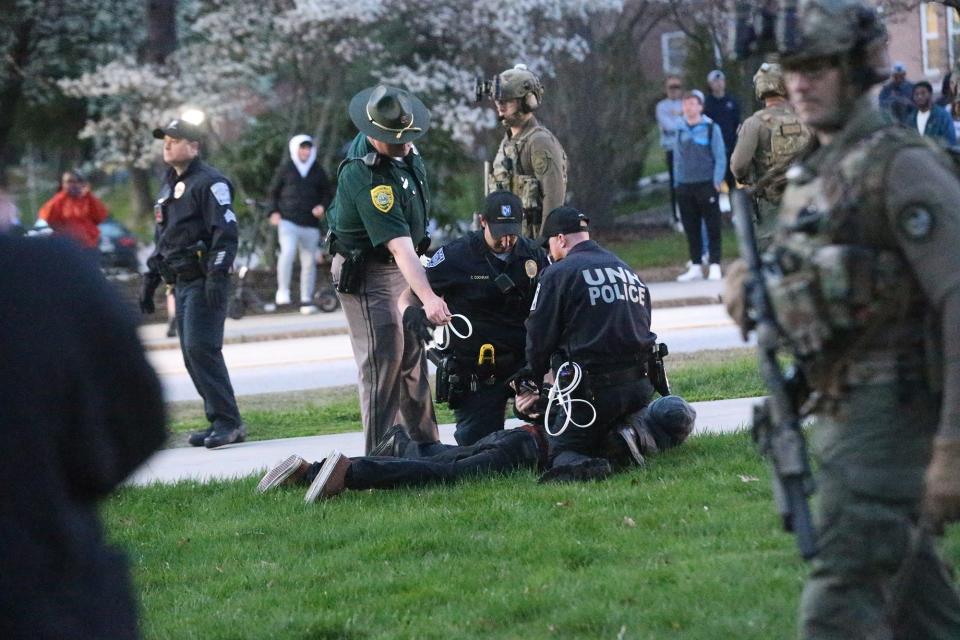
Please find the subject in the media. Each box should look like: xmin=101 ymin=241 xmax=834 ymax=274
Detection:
xmin=524 ymin=259 xmax=538 ymax=278
xmin=370 ymin=185 xmax=395 ymax=213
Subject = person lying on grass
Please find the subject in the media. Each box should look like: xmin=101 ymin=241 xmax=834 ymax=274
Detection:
xmin=256 ymin=395 xmax=696 ymax=502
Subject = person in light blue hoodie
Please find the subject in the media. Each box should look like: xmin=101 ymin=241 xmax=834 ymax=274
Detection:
xmin=672 ymin=90 xmax=726 ymax=282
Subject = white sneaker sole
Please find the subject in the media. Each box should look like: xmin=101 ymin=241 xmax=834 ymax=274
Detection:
xmin=304 ymin=451 xmax=350 ymax=503
xmin=256 ymin=454 xmax=306 ymax=494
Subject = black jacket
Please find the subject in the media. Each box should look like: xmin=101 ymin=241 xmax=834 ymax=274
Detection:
xmin=266 ymin=161 xmax=332 ymax=228
xmin=0 ymin=235 xmax=166 ymax=639
xmin=525 ymin=240 xmax=657 ymax=379
xmin=425 ymin=231 xmax=547 ymax=361
xmin=149 ymin=157 xmax=239 ymax=275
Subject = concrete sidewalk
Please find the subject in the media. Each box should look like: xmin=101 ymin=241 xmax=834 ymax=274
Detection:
xmin=138 ymin=279 xmax=723 ymax=350
xmin=126 ymin=396 xmax=759 ymax=486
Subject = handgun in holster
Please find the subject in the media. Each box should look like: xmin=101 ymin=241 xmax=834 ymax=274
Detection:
xmin=336 ymin=248 xmax=367 ymax=294
xmin=159 ymin=241 xmax=207 ymax=283
xmin=648 ymin=342 xmax=672 ymax=397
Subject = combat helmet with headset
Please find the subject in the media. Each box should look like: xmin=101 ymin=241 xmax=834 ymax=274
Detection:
xmin=495 ymin=64 xmax=544 ymax=112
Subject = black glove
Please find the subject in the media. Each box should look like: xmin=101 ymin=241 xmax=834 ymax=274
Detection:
xmin=205 ymin=270 xmax=230 ymax=310
xmin=139 ymin=273 xmax=162 ymax=314
xmin=402 ymin=305 xmax=434 ymax=343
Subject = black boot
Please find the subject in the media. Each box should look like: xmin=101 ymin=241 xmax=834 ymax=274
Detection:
xmin=204 ymin=423 xmax=247 ymax=449
xmin=369 ymin=424 xmax=410 ymax=457
xmin=187 ymin=426 xmax=214 ymax=447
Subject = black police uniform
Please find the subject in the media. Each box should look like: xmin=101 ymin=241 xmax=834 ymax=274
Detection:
xmin=147 ymin=157 xmax=243 ymax=443
xmin=424 ymin=231 xmax=547 ymax=445
xmin=525 ymin=239 xmax=657 ymax=467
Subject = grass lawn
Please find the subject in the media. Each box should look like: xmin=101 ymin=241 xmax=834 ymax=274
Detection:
xmin=107 ymin=431 xmax=960 ymax=639
xmin=166 ymin=349 xmax=764 ymax=446
xmin=602 ymin=226 xmax=741 ymax=273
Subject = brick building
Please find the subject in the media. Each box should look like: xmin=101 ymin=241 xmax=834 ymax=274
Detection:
xmin=885 ymin=3 xmax=960 ymax=94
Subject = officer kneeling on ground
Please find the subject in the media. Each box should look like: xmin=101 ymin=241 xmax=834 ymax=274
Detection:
xmin=400 ymin=190 xmax=547 ymax=445
xmin=256 ymin=395 xmax=695 ymax=502
xmin=515 ymin=207 xmax=669 ymax=482
xmin=140 ymin=117 xmax=246 ymax=448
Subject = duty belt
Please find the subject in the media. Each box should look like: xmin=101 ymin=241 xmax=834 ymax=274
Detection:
xmin=586 ymin=362 xmax=649 ymax=388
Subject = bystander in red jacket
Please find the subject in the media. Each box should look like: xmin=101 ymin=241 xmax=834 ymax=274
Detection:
xmin=38 ymin=171 xmax=108 ymax=248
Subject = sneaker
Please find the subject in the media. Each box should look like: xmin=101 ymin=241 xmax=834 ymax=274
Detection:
xmin=275 ymin=290 xmax=291 ymax=306
xmin=187 ymin=426 xmax=214 ymax=447
xmin=204 ymin=423 xmax=247 ymax=449
xmin=299 ymin=304 xmax=319 ymax=315
xmin=708 ymin=263 xmax=722 ymax=281
xmin=676 ymin=263 xmax=703 ymax=282
xmin=304 ymin=451 xmax=351 ymax=502
xmin=617 ymin=426 xmax=646 ymax=467
xmin=256 ymin=454 xmax=311 ymax=493
xmin=538 ymin=458 xmax=612 ymax=483
xmin=369 ymin=424 xmax=410 ymax=457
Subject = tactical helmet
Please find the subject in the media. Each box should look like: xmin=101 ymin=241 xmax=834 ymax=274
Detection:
xmin=495 ymin=64 xmax=544 ymax=112
xmin=780 ymin=0 xmax=889 ymax=87
xmin=754 ymin=62 xmax=786 ymax=99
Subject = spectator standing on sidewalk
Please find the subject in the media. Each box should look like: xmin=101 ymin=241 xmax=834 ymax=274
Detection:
xmin=908 ymin=81 xmax=957 ymax=146
xmin=878 ymin=62 xmax=914 ymax=123
xmin=38 ymin=170 xmax=108 ymax=252
xmin=703 ymin=69 xmax=741 ymax=191
xmin=655 ymin=76 xmax=684 ymax=229
xmin=267 ymin=134 xmax=333 ymax=314
xmin=673 ymin=91 xmax=726 ymax=282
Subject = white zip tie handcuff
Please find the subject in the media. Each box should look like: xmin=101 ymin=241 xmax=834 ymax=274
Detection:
xmin=543 ymin=361 xmax=597 ymax=437
xmin=427 ymin=314 xmax=472 ymax=351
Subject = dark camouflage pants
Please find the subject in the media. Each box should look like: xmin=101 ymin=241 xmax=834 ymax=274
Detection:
xmin=799 ymin=379 xmax=960 ymax=639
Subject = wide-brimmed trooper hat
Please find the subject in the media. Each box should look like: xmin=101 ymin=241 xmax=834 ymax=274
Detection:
xmin=348 ymin=84 xmax=431 ymax=144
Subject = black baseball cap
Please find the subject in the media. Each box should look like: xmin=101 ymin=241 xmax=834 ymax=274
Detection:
xmin=152 ymin=118 xmax=205 ymax=142
xmin=539 ymin=206 xmax=589 ymax=247
xmin=482 ymin=190 xmax=522 ymax=238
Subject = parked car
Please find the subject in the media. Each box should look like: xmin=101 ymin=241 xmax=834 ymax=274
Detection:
xmin=98 ymin=218 xmax=139 ymax=274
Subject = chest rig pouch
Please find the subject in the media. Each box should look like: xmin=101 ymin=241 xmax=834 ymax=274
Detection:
xmin=766 ymin=128 xmax=923 ymax=361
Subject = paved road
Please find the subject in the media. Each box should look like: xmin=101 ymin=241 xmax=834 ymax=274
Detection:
xmin=127 ymin=396 xmax=760 ymax=486
xmin=151 ymin=303 xmax=751 ymax=402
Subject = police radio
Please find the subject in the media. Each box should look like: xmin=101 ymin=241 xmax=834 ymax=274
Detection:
xmin=732 ymin=0 xmax=798 ymax=60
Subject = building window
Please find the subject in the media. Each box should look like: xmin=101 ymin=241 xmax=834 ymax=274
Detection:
xmin=922 ymin=3 xmax=945 ymax=77
xmin=661 ymin=31 xmax=687 ymax=75
xmin=948 ymin=6 xmax=960 ymax=67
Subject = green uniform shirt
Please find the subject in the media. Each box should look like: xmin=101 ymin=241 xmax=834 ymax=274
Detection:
xmin=328 ymin=133 xmax=430 ymax=254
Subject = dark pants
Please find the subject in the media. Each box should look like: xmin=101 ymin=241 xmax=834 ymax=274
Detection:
xmin=345 ymin=428 xmax=540 ymax=490
xmin=452 ymin=377 xmax=511 ymax=446
xmin=677 ymin=181 xmax=722 ymax=264
xmin=665 ymin=150 xmax=679 ymax=224
xmin=547 ymin=376 xmax=654 ymax=468
xmin=175 ymin=277 xmax=241 ymax=429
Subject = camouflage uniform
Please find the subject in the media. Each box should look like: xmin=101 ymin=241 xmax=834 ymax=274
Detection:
xmin=755 ymin=2 xmax=960 ymax=637
xmin=730 ymin=63 xmax=811 ymax=246
xmin=487 ymin=66 xmax=567 ymax=238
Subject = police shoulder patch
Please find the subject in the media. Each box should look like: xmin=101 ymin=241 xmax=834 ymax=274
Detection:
xmin=425 ymin=247 xmax=445 ymax=268
xmin=370 ymin=185 xmax=394 ymax=213
xmin=897 ymin=205 xmax=936 ymax=242
xmin=210 ymin=182 xmax=231 ymax=205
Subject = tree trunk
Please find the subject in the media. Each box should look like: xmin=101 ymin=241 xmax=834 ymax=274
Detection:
xmin=129 ymin=167 xmax=154 ymax=228
xmin=0 ymin=14 xmax=34 ymax=187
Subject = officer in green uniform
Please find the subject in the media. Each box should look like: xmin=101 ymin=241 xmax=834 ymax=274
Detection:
xmin=729 ymin=62 xmax=811 ymax=245
xmin=327 ymin=85 xmax=451 ymax=454
xmin=485 ymin=64 xmax=567 ymax=238
xmin=726 ymin=1 xmax=960 ymax=637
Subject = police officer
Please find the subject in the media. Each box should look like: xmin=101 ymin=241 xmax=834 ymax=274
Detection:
xmin=727 ymin=1 xmax=960 ymax=636
xmin=402 ymin=190 xmax=547 ymax=446
xmin=729 ymin=62 xmax=811 ymax=244
xmin=518 ymin=207 xmax=658 ymax=482
xmin=140 ymin=117 xmax=245 ymax=449
xmin=327 ymin=85 xmax=450 ymax=454
xmin=485 ymin=64 xmax=567 ymax=239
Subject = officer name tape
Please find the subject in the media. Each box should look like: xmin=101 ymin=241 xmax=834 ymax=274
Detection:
xmin=581 ymin=267 xmax=647 ymax=307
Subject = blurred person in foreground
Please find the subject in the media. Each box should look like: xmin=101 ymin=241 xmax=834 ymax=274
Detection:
xmin=0 ymin=233 xmax=166 ymax=639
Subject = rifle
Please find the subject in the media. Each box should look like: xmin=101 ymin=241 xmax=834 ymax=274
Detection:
xmin=730 ymin=188 xmax=818 ymax=561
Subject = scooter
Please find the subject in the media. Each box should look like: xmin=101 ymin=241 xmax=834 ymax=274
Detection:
xmin=227 ymin=199 xmax=275 ymax=320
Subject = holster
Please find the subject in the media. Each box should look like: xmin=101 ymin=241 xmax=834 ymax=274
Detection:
xmin=336 ymin=249 xmax=367 ymax=294
xmin=156 ymin=242 xmax=207 ymax=284
xmin=647 ymin=343 xmax=672 ymax=397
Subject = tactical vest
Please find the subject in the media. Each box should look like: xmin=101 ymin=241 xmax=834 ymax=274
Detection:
xmin=489 ymin=125 xmax=550 ymax=214
xmin=766 ymin=127 xmax=939 ymax=394
xmin=754 ymin=107 xmax=811 ymax=204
